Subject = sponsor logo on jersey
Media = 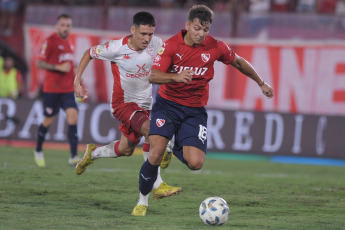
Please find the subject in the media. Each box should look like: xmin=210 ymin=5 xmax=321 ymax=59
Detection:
xmin=154 ymin=55 xmax=161 ymax=63
xmin=96 ymin=47 xmax=102 ymax=54
xmin=126 ymin=64 xmax=149 ymax=78
xmin=201 ymin=53 xmax=210 ymax=63
xmin=123 ymin=54 xmax=131 ymax=60
xmin=58 ymin=53 xmax=74 ymax=62
xmin=172 ymin=65 xmax=208 ymax=76
xmin=58 ymin=45 xmax=64 ymax=50
xmin=136 ymin=64 xmax=146 ymax=72
xmin=176 ymin=53 xmax=183 ymax=60
xmin=156 ymin=118 xmax=165 ymax=127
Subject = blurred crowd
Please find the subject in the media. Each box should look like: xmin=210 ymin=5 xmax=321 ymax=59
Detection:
xmin=21 ymin=0 xmax=345 ymax=14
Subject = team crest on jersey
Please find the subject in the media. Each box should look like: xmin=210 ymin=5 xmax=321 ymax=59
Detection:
xmin=201 ymin=53 xmax=210 ymax=63
xmin=156 ymin=118 xmax=165 ymax=127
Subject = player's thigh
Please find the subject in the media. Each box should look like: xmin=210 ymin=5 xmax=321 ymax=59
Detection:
xmin=42 ymin=93 xmax=61 ymax=117
xmin=61 ymin=92 xmax=78 ymax=125
xmin=178 ymin=109 xmax=208 ymax=153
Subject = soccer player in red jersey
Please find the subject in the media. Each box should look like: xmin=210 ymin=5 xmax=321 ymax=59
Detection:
xmin=34 ymin=13 xmax=80 ymax=167
xmin=132 ymin=5 xmax=274 ymax=216
xmin=74 ymin=12 xmax=180 ymax=203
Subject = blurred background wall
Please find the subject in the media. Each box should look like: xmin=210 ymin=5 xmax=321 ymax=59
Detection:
xmin=1 ymin=0 xmax=345 ymax=159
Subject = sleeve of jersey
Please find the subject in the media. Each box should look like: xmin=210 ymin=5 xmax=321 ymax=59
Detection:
xmin=37 ymin=39 xmax=49 ymax=61
xmin=152 ymin=42 xmax=174 ymax=72
xmin=89 ymin=40 xmax=117 ymax=61
xmin=217 ymin=41 xmax=236 ymax=65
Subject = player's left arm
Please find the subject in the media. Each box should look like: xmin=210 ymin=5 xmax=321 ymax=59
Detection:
xmin=231 ymin=54 xmax=274 ymax=98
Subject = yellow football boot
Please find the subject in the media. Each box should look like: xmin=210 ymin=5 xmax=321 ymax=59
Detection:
xmin=160 ymin=140 xmax=174 ymax=169
xmin=131 ymin=205 xmax=147 ymax=216
xmin=153 ymin=182 xmax=182 ymax=199
xmin=75 ymin=144 xmax=97 ymax=175
xmin=34 ymin=150 xmax=46 ymax=168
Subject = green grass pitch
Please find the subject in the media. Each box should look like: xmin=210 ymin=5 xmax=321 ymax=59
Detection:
xmin=0 ymin=145 xmax=344 ymax=230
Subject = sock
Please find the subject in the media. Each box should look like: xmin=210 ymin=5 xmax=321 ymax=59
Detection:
xmin=35 ymin=124 xmax=48 ymax=152
xmin=153 ymin=166 xmax=163 ymax=190
xmin=142 ymin=143 xmax=150 ymax=161
xmin=136 ymin=192 xmax=149 ymax=206
xmin=91 ymin=140 xmax=119 ymax=159
xmin=142 ymin=143 xmax=163 ymax=190
xmin=139 ymin=160 xmax=159 ymax=196
xmin=68 ymin=125 xmax=78 ymax=158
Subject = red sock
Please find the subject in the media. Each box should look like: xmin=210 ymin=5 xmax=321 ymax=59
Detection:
xmin=143 ymin=143 xmax=150 ymax=152
xmin=114 ymin=141 xmax=122 ymax=157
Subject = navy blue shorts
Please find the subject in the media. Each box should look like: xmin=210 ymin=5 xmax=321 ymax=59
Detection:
xmin=150 ymin=94 xmax=208 ymax=153
xmin=43 ymin=92 xmax=78 ymax=117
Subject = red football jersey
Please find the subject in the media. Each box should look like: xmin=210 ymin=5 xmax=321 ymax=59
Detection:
xmin=152 ymin=30 xmax=236 ymax=107
xmin=38 ymin=33 xmax=75 ymax=93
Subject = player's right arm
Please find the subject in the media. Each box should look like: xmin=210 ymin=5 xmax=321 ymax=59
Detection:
xmin=74 ymin=49 xmax=91 ymax=99
xmin=149 ymin=69 xmax=193 ymax=84
xmin=37 ymin=60 xmax=71 ymax=73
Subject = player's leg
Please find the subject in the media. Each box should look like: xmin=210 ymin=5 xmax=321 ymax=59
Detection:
xmin=76 ymin=104 xmax=144 ymax=175
xmin=132 ymin=134 xmax=169 ymax=216
xmin=34 ymin=93 xmax=60 ymax=167
xmin=62 ymin=92 xmax=80 ymax=166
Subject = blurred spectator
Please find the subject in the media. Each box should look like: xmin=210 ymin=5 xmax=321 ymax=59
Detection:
xmin=249 ymin=0 xmax=271 ymax=13
xmin=213 ymin=0 xmax=236 ymax=11
xmin=271 ymin=0 xmax=298 ymax=12
xmin=158 ymin=0 xmax=174 ymax=8
xmin=317 ymin=0 xmax=337 ymax=14
xmin=296 ymin=0 xmax=316 ymax=12
xmin=0 ymin=0 xmax=20 ymax=36
xmin=0 ymin=56 xmax=23 ymax=98
xmin=335 ymin=0 xmax=345 ymax=14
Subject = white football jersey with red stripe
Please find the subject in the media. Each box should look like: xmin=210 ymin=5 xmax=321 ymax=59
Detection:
xmin=89 ymin=35 xmax=162 ymax=110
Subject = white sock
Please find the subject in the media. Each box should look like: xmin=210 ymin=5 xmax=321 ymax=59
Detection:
xmin=137 ymin=192 xmax=149 ymax=206
xmin=153 ymin=167 xmax=163 ymax=190
xmin=91 ymin=140 xmax=118 ymax=159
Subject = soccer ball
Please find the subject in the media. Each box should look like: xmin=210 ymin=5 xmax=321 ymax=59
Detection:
xmin=199 ymin=197 xmax=230 ymax=226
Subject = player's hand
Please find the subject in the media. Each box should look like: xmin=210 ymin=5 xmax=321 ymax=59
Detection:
xmin=74 ymin=82 xmax=88 ymax=100
xmin=56 ymin=62 xmax=71 ymax=72
xmin=176 ymin=70 xmax=194 ymax=84
xmin=260 ymin=82 xmax=274 ymax=98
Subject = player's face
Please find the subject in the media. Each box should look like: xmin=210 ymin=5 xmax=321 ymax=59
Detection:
xmin=56 ymin=17 xmax=72 ymax=39
xmin=130 ymin=24 xmax=155 ymax=50
xmin=185 ymin=18 xmax=210 ymax=46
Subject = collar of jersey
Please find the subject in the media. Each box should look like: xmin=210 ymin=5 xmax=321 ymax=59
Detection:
xmin=123 ymin=34 xmax=142 ymax=51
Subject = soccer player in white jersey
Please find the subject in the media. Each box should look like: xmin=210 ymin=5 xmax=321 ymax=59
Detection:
xmin=74 ymin=12 xmax=181 ymax=200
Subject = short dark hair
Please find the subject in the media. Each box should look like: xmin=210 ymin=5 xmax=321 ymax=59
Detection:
xmin=133 ymin=11 xmax=156 ymax=27
xmin=57 ymin=13 xmax=72 ymax=22
xmin=188 ymin=5 xmax=213 ymax=26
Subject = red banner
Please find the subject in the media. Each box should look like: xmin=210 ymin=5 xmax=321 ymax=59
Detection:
xmin=25 ymin=25 xmax=345 ymax=116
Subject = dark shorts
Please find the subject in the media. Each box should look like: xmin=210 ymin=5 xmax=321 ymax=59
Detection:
xmin=150 ymin=94 xmax=208 ymax=153
xmin=43 ymin=92 xmax=78 ymax=117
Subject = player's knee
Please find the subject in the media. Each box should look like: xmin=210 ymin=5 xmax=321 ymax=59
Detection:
xmin=188 ymin=160 xmax=204 ymax=170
